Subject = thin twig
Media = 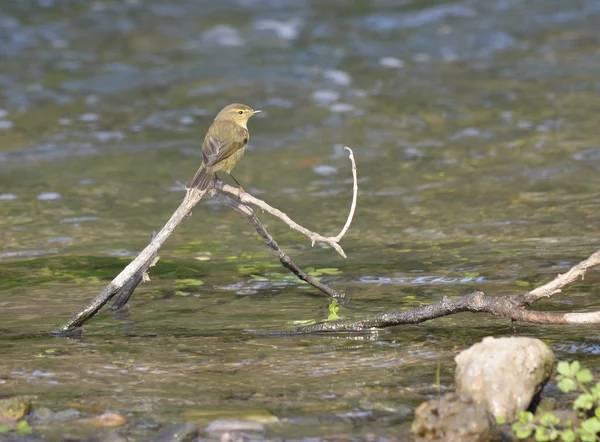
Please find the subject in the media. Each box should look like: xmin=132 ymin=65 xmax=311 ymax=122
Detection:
xmin=216 ymin=146 xmax=358 ymax=258
xmin=214 ymin=193 xmax=342 ymax=297
xmin=514 ymin=250 xmax=600 ymax=306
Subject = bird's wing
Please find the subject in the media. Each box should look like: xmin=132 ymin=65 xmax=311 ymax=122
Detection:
xmin=202 ymin=136 xmax=246 ymax=167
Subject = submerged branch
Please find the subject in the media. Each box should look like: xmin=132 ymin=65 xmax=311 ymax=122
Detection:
xmin=295 ymin=248 xmax=600 ymax=333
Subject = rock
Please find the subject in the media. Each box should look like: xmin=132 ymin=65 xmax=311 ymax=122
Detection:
xmin=155 ymin=423 xmax=199 ymax=442
xmin=411 ymin=394 xmax=498 ymax=442
xmin=0 ymin=397 xmax=31 ymax=423
xmin=78 ymin=412 xmax=127 ymax=428
xmin=0 ymin=436 xmax=46 ymax=442
xmin=29 ymin=407 xmax=79 ymax=423
xmin=205 ymin=418 xmax=265 ymax=437
xmin=455 ymin=336 xmax=554 ymax=421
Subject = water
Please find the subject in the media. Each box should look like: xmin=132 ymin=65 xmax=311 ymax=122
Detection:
xmin=1 ymin=0 xmax=600 ymax=439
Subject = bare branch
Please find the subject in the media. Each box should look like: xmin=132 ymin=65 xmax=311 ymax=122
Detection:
xmin=214 ymin=193 xmax=342 ymax=297
xmin=514 ymin=250 xmax=600 ymax=306
xmin=53 ymin=146 xmax=358 ymax=334
xmin=110 ymin=234 xmax=160 ymax=312
xmin=294 ymin=248 xmax=600 ymax=333
xmin=53 ymin=189 xmax=207 ymax=334
xmin=217 ymin=146 xmax=358 ymax=258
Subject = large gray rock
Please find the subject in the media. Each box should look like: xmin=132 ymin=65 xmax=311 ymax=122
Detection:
xmin=455 ymin=336 xmax=555 ymax=421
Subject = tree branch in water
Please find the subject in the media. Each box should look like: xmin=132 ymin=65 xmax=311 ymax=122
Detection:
xmin=294 ymin=249 xmax=600 ymax=333
xmin=53 ymin=148 xmax=358 ymax=334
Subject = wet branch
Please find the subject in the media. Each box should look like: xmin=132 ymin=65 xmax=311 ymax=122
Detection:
xmin=214 ymin=194 xmax=342 ymax=297
xmin=294 ymin=248 xmax=600 ymax=333
xmin=53 ymin=148 xmax=357 ymax=334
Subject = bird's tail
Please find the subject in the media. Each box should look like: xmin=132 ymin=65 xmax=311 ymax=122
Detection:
xmin=186 ymin=165 xmax=214 ymax=191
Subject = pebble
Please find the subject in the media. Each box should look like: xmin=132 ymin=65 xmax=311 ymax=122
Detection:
xmin=253 ymin=18 xmax=302 ymax=41
xmin=311 ymin=89 xmax=340 ymax=104
xmin=0 ymin=193 xmax=17 ymax=201
xmin=313 ymin=165 xmax=338 ymax=176
xmin=155 ymin=423 xmax=199 ymax=442
xmin=203 ymin=25 xmax=245 ymax=46
xmin=379 ymin=56 xmax=405 ymax=68
xmin=0 ymin=120 xmax=14 ymax=130
xmin=80 ymin=411 xmax=127 ymax=428
xmin=324 ymin=69 xmax=352 ymax=86
xmin=79 ymin=113 xmax=99 ymax=122
xmin=37 ymin=192 xmax=61 ymax=201
xmin=205 ymin=418 xmax=265 ymax=435
xmin=329 ymin=103 xmax=355 ymax=113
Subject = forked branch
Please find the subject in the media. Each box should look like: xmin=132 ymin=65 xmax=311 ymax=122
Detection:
xmin=53 ymin=148 xmax=358 ymax=334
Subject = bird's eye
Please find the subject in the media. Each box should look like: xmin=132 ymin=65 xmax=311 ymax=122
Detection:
xmin=237 ymin=110 xmax=244 ymax=115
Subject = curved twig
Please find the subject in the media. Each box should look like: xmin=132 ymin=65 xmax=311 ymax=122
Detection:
xmin=217 ymin=146 xmax=358 ymax=258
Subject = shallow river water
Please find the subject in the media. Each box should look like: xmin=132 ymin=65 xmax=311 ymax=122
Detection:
xmin=1 ymin=0 xmax=600 ymax=440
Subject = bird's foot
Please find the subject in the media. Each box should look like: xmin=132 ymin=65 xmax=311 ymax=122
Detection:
xmin=237 ymin=186 xmax=245 ymax=199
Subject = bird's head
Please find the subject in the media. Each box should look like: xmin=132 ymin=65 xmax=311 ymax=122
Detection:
xmin=215 ymin=103 xmax=261 ymax=128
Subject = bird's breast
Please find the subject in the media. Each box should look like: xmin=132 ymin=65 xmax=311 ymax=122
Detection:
xmin=224 ymin=146 xmax=246 ymax=173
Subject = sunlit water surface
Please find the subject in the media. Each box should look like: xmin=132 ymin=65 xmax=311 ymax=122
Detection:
xmin=1 ymin=0 xmax=600 ymax=439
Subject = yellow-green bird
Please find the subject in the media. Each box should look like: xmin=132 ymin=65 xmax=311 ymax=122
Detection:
xmin=186 ymin=103 xmax=261 ymax=192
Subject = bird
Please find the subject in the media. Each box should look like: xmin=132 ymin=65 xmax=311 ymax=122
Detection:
xmin=186 ymin=103 xmax=261 ymax=193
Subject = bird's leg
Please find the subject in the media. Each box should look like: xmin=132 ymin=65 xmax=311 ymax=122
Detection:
xmin=229 ymin=173 xmax=245 ymax=198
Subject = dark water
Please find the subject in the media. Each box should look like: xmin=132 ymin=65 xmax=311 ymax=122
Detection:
xmin=1 ymin=0 xmax=600 ymax=439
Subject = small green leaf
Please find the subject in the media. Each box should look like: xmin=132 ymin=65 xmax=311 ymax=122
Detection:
xmin=534 ymin=426 xmax=554 ymax=441
xmin=512 ymin=423 xmax=533 ymax=439
xmin=518 ymin=411 xmax=535 ymax=424
xmin=573 ymin=393 xmax=595 ymax=410
xmin=581 ymin=417 xmax=600 ymax=434
xmin=175 ymin=278 xmax=204 ymax=288
xmin=495 ymin=416 xmax=506 ymax=424
xmin=576 ymin=369 xmax=593 ymax=384
xmin=249 ymin=274 xmax=268 ymax=281
xmin=577 ymin=429 xmax=596 ymax=442
xmin=569 ymin=361 xmax=581 ymax=374
xmin=558 ymin=378 xmax=577 ymax=393
xmin=316 ymin=267 xmax=342 ymax=275
xmin=326 ymin=299 xmax=341 ymax=321
xmin=540 ymin=412 xmax=560 ymax=426
xmin=16 ymin=420 xmax=32 ymax=435
xmin=291 ymin=319 xmax=317 ymax=326
xmin=556 ymin=361 xmax=571 ymax=376
xmin=560 ymin=429 xmax=576 ymax=442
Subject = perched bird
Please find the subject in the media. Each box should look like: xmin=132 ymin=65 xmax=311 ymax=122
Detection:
xmin=186 ymin=103 xmax=261 ymax=192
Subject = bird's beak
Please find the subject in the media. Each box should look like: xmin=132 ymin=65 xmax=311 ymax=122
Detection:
xmin=252 ymin=110 xmax=262 ymax=114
